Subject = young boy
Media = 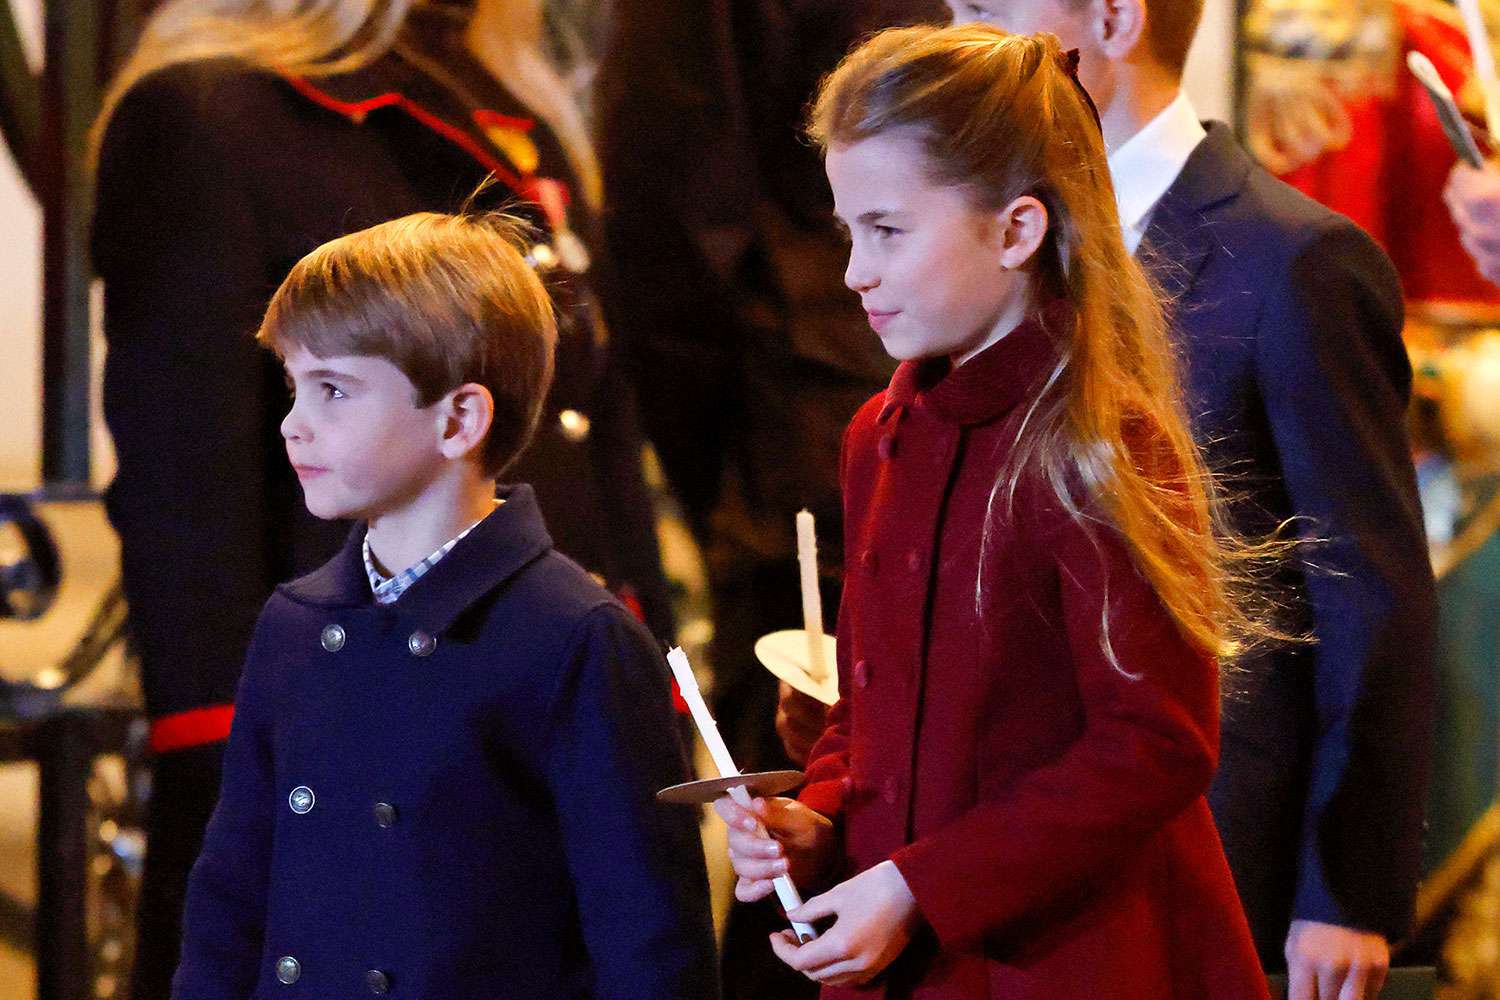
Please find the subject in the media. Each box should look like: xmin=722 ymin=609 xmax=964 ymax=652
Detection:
xmin=171 ymin=212 xmax=718 ymax=1000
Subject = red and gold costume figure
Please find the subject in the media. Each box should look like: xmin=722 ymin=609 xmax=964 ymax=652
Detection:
xmin=1246 ymin=0 xmax=1500 ymax=319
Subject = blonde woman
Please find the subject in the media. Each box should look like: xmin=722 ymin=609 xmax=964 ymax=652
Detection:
xmin=91 ymin=4 xmax=671 ymax=993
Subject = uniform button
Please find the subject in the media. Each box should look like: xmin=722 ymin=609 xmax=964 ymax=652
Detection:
xmin=407 ymin=630 xmax=437 ymax=657
xmin=860 ymin=549 xmax=878 ymax=575
xmin=882 ymin=776 xmax=900 ymax=805
xmin=558 ymin=408 xmax=592 ymax=442
xmin=373 ymin=802 xmax=398 ymax=828
xmin=288 ymin=786 xmax=315 ymax=815
xmin=320 ymin=623 xmax=346 ymax=652
xmin=852 ymin=660 xmax=870 ymax=689
xmin=906 ymin=550 xmax=922 ymax=573
xmin=365 ymin=969 xmax=391 ymax=994
xmin=276 ymin=956 xmax=301 ymax=984
xmin=877 ymin=434 xmax=897 ymax=461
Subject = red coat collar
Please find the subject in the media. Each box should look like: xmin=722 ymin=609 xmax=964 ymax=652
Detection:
xmin=878 ymin=301 xmax=1071 ymax=427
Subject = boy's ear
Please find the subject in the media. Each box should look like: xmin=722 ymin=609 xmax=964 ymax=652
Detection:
xmin=436 ymin=383 xmax=496 ymax=463
xmin=994 ymin=194 xmax=1049 ymax=271
xmin=1093 ymin=0 xmax=1146 ymax=61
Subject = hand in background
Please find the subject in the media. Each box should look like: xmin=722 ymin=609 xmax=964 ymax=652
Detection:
xmin=1445 ymin=161 xmax=1500 ymax=287
xmin=769 ymin=860 xmax=920 ymax=987
xmin=1285 ymin=919 xmax=1390 ymax=1000
xmin=776 ymin=682 xmax=829 ymax=766
xmin=714 ymin=794 xmax=836 ymax=903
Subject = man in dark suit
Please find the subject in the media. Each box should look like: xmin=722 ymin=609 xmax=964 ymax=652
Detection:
xmin=943 ymin=3 xmax=1436 ymax=998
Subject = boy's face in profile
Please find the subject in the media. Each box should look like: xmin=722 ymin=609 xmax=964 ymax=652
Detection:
xmin=280 ymin=346 xmax=447 ymax=522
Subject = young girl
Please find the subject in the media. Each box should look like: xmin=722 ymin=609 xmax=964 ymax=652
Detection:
xmin=718 ymin=24 xmax=1272 ymax=999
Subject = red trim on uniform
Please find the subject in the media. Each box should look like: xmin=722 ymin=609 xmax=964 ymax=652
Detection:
xmin=472 ymin=109 xmax=535 ymax=133
xmin=281 ymin=75 xmax=538 ymax=201
xmin=149 ymin=704 xmax=236 ymax=753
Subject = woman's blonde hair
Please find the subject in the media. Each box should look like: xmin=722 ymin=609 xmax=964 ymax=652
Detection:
xmin=810 ymin=24 xmax=1288 ymax=666
xmin=92 ymin=0 xmax=600 ymax=207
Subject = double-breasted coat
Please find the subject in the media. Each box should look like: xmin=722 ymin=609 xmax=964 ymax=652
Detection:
xmin=798 ymin=312 xmax=1269 ymax=999
xmin=172 ymin=488 xmax=717 ymax=1000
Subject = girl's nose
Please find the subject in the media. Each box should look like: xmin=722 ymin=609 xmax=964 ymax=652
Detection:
xmin=845 ymin=252 xmax=879 ymax=293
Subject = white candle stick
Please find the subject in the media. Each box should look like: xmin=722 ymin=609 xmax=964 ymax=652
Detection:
xmin=1458 ymin=0 xmax=1500 ymax=140
xmin=665 ymin=647 xmax=817 ymax=942
xmin=795 ymin=510 xmax=830 ymax=682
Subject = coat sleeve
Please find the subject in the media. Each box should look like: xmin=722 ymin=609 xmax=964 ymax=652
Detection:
xmin=1255 ymin=220 xmax=1436 ymax=938
xmin=543 ymin=605 xmax=719 ymax=1000
xmin=171 ymin=614 xmax=278 ymax=999
xmin=890 ymin=517 xmax=1221 ymax=953
xmin=93 ymin=68 xmax=285 ymax=719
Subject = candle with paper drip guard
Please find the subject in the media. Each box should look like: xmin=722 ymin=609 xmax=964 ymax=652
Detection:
xmin=755 ymin=510 xmax=840 ymax=705
xmin=658 ymin=647 xmax=816 ymax=943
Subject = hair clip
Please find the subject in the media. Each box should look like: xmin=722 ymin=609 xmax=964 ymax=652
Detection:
xmin=1057 ymin=47 xmax=1104 ymax=134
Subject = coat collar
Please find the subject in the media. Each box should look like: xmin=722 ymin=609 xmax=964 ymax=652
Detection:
xmin=1138 ymin=121 xmax=1249 ymax=301
xmin=279 ymin=484 xmax=554 ymax=635
xmin=878 ymin=301 xmax=1070 ymax=427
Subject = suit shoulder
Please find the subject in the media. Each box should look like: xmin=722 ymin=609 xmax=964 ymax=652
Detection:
xmin=1225 ymin=159 xmax=1388 ymax=264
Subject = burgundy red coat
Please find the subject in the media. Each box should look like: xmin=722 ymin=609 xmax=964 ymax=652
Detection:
xmin=799 ymin=312 xmax=1268 ymax=999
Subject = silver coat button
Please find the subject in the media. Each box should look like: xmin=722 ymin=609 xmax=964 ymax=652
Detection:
xmin=276 ymin=955 xmax=301 ymax=984
xmin=365 ymin=969 xmax=391 ymax=994
xmin=408 ymin=630 xmax=436 ymax=657
xmin=320 ymin=624 xmax=346 ymax=652
xmin=288 ymin=786 xmax=315 ymax=815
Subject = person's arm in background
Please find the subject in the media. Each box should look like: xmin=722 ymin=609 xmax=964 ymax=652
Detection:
xmin=1445 ymin=162 xmax=1500 ymax=287
xmin=1256 ymin=219 xmax=1436 ymax=1000
xmin=94 ymin=66 xmax=283 ymax=723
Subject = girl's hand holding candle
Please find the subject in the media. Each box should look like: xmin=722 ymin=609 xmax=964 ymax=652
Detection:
xmin=713 ymin=794 xmax=836 ymax=904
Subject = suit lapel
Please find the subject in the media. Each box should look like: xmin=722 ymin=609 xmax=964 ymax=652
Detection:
xmin=1138 ymin=122 xmax=1252 ymax=302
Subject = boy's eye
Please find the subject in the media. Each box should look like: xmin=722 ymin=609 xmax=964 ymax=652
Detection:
xmin=321 ymin=382 xmax=345 ymax=401
xmin=873 ymin=224 xmax=901 ymax=239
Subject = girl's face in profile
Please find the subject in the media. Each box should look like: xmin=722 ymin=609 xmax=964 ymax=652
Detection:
xmin=827 ymin=128 xmax=1038 ymax=366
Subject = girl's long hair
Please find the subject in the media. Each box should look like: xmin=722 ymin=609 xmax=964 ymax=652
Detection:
xmin=92 ymin=0 xmax=600 ymax=208
xmin=810 ymin=24 xmax=1291 ymax=667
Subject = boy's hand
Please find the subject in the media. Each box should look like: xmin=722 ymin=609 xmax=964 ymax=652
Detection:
xmin=713 ymin=794 xmax=835 ymax=902
xmin=1285 ymin=919 xmax=1389 ymax=1000
xmin=769 ymin=860 xmax=920 ymax=987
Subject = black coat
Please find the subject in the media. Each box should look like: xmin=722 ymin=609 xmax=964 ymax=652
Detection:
xmin=173 ymin=486 xmax=717 ymax=1000
xmin=92 ymin=17 xmax=671 ymax=731
xmin=1143 ymin=124 xmax=1437 ymax=960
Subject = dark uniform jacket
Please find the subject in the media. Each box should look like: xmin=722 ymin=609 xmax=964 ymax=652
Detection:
xmin=92 ymin=7 xmax=671 ymax=735
xmin=172 ymin=486 xmax=717 ymax=1000
xmin=798 ymin=313 xmax=1268 ymax=1000
xmin=1142 ymin=124 xmax=1437 ymax=960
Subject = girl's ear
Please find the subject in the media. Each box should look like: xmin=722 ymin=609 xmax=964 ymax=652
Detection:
xmin=994 ymin=194 xmax=1049 ymax=270
xmin=436 ymin=383 xmax=496 ymax=462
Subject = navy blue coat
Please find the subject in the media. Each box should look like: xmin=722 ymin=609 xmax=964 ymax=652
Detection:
xmin=173 ymin=487 xmax=718 ymax=1000
xmin=1143 ymin=124 xmax=1437 ymax=961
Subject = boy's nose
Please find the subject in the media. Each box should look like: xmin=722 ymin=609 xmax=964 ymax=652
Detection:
xmin=280 ymin=406 xmax=308 ymax=443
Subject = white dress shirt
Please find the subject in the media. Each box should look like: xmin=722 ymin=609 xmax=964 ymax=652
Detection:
xmin=1107 ymin=91 xmax=1208 ymax=254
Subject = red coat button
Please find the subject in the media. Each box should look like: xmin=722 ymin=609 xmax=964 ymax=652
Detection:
xmin=906 ymin=550 xmax=922 ymax=573
xmin=852 ymin=660 xmax=870 ymax=688
xmin=840 ymin=775 xmax=854 ymax=795
xmin=860 ymin=549 xmax=879 ymax=575
xmin=878 ymin=434 xmax=897 ymax=460
xmin=882 ymin=776 xmax=899 ymax=805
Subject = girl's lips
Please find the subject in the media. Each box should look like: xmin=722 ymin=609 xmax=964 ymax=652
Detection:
xmin=867 ymin=309 xmax=899 ymax=333
xmin=292 ymin=464 xmax=328 ymax=480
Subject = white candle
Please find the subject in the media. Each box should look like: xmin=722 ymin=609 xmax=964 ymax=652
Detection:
xmin=664 ymin=647 xmax=817 ymax=942
xmin=1458 ymin=0 xmax=1500 ymax=138
xmin=795 ymin=510 xmax=830 ymax=681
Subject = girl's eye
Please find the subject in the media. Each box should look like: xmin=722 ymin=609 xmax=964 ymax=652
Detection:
xmin=874 ymin=225 xmax=900 ymax=239
xmin=321 ymin=382 xmax=345 ymax=401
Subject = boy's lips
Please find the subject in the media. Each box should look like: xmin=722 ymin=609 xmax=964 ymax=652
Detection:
xmin=866 ymin=309 xmax=900 ymax=333
xmin=291 ymin=464 xmax=329 ymax=480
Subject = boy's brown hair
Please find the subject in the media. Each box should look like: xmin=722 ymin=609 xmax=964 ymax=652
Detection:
xmin=258 ymin=212 xmax=557 ymax=477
